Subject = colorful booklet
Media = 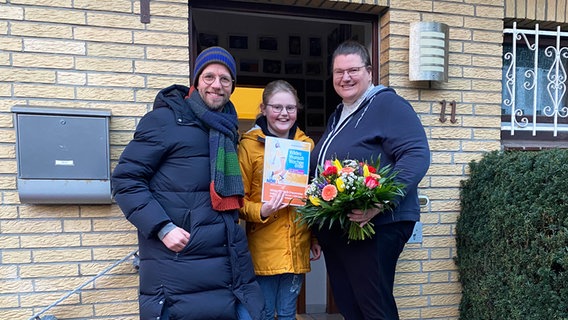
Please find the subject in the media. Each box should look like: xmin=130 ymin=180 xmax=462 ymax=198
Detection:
xmin=261 ymin=136 xmax=311 ymax=206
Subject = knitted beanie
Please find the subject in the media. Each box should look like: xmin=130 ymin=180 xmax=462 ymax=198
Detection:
xmin=193 ymin=46 xmax=237 ymax=92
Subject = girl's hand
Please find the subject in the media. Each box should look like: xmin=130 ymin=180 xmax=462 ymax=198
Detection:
xmin=260 ymin=190 xmax=288 ymax=218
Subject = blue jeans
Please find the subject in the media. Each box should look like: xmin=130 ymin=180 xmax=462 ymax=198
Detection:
xmin=256 ymin=273 xmax=304 ymax=320
xmin=160 ymin=301 xmax=252 ymax=319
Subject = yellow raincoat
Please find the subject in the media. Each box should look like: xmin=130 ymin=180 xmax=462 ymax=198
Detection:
xmin=238 ymin=124 xmax=314 ymax=276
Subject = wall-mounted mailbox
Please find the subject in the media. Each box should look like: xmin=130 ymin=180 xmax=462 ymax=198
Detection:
xmin=12 ymin=106 xmax=112 ymax=204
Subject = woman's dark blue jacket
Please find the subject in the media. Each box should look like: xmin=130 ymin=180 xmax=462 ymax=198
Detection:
xmin=111 ymin=84 xmax=264 ymax=320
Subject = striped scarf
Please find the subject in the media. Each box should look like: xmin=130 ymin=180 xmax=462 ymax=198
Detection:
xmin=187 ymin=89 xmax=244 ymax=211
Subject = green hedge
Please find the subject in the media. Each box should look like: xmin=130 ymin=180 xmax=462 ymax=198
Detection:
xmin=456 ymin=149 xmax=568 ymax=320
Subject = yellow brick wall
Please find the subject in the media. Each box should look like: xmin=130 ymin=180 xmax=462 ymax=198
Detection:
xmin=0 ymin=0 xmax=189 ymax=318
xmin=0 ymin=0 xmax=538 ymax=319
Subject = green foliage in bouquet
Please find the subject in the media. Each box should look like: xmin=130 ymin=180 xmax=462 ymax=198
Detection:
xmin=296 ymin=158 xmax=405 ymax=241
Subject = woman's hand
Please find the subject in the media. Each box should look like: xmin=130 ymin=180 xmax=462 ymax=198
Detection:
xmin=260 ymin=190 xmax=288 ymax=218
xmin=310 ymin=243 xmax=322 ymax=261
xmin=347 ymin=204 xmax=384 ymax=227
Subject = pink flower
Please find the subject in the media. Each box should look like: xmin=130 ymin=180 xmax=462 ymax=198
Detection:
xmin=321 ymin=185 xmax=338 ymax=201
xmin=324 ymin=160 xmax=333 ymax=170
xmin=364 ymin=176 xmax=379 ymax=189
xmin=341 ymin=167 xmax=355 ymax=174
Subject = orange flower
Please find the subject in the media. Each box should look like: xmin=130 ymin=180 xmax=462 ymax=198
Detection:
xmin=321 ymin=185 xmax=338 ymax=201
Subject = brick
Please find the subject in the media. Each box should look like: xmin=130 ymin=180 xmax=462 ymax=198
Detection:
xmin=423 ymin=282 xmax=462 ymax=295
xmin=391 ymin=0 xmax=433 ymax=12
xmin=397 ymin=296 xmax=429 ymax=308
xmin=20 ymin=234 xmax=81 ymax=248
xmin=2 ymin=220 xmax=62 ymax=234
xmin=20 ymin=263 xmax=79 ymax=278
xmin=81 ymin=232 xmax=137 ymax=247
xmin=94 ymin=301 xmax=139 ymax=316
xmin=423 ymin=225 xmax=453 ymax=237
xmin=430 ymin=293 xmax=461 ymax=306
xmin=23 ymin=38 xmax=85 ymax=54
xmin=88 ymin=73 xmax=145 ymax=88
xmin=76 ymin=57 xmax=134 ymax=72
xmin=20 ymin=292 xmax=80 ymax=307
xmin=76 ymin=87 xmax=135 ymax=102
xmin=430 ymin=248 xmax=452 ymax=259
xmin=0 ymin=279 xmax=33 ymax=293
xmin=0 ymin=294 xmax=19 ymax=308
xmin=421 ymin=306 xmax=460 ymax=318
xmin=93 ymin=274 xmax=139 ymax=289
xmin=74 ymin=27 xmax=132 ymax=43
xmin=423 ymin=260 xmax=458 ymax=272
xmin=33 ymin=249 xmax=91 ymax=263
xmin=81 ymin=288 xmax=138 ymax=303
xmin=79 ymin=205 xmax=122 ymax=218
xmin=147 ymin=75 xmax=189 ymax=89
xmin=109 ymin=117 xmax=137 ymax=131
xmin=422 ymin=236 xmax=456 ymax=248
xmin=93 ymin=218 xmax=136 ymax=232
xmin=134 ymin=60 xmax=190 ymax=76
xmin=0 ymin=37 xmax=23 ymax=51
xmin=63 ymin=219 xmax=92 ymax=232
xmin=461 ymin=140 xmax=501 ymax=152
xmin=92 ymin=247 xmax=137 ymax=261
xmin=454 ymin=152 xmax=486 ymax=164
xmin=11 ymin=0 xmax=72 ymax=7
xmin=34 ymin=276 xmax=93 ymax=291
xmin=86 ymin=12 xmax=143 ymax=30
xmin=11 ymin=21 xmax=73 ymax=38
xmin=19 ymin=205 xmax=79 ymax=218
xmin=2 ymin=249 xmax=32 ymax=263
xmin=0 ymin=176 xmax=16 ymax=189
xmin=0 ymin=206 xmax=18 ymax=218
xmin=42 ymin=304 xmax=94 ymax=319
xmin=434 ymin=2 xmax=474 ymax=15
xmin=14 ymin=83 xmax=74 ymax=99
xmin=395 ymin=273 xmax=428 ymax=285
xmin=24 ymin=7 xmax=85 ymax=24
xmin=87 ymin=43 xmax=144 ymax=59
xmin=12 ymin=52 xmax=74 ymax=69
xmin=57 ymin=71 xmax=87 ymax=85
xmin=73 ymin=0 xmax=132 ymax=13
xmin=80 ymin=261 xmax=138 ymax=276
xmin=431 ymin=127 xmax=472 ymax=139
xmin=473 ymin=128 xmax=500 ymax=139
xmin=0 ymin=5 xmax=24 ymax=20
xmin=0 ymin=68 xmax=56 ymax=83
xmin=393 ymin=284 xmax=421 ymax=297
xmin=147 ymin=46 xmax=189 ymax=61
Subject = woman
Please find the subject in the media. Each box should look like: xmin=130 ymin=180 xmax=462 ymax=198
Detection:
xmin=238 ymin=80 xmax=321 ymax=320
xmin=309 ymin=40 xmax=430 ymax=319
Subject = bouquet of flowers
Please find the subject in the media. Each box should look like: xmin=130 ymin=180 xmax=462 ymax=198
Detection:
xmin=296 ymin=158 xmax=405 ymax=241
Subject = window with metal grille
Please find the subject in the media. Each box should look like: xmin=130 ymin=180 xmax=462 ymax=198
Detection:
xmin=502 ymin=22 xmax=568 ymax=149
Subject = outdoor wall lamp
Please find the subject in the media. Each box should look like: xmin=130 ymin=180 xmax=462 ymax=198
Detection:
xmin=409 ymin=21 xmax=449 ymax=82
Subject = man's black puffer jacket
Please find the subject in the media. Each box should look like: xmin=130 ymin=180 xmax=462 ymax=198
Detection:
xmin=111 ymin=84 xmax=264 ymax=320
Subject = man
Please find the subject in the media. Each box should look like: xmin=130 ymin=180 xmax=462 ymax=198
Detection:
xmin=111 ymin=46 xmax=264 ymax=320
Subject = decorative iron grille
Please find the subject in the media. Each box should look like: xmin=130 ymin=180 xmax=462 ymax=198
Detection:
xmin=502 ymin=22 xmax=568 ymax=137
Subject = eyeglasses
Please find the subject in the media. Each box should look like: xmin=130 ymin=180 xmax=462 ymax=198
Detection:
xmin=333 ymin=65 xmax=368 ymax=78
xmin=201 ymin=73 xmax=233 ymax=87
xmin=266 ymin=104 xmax=297 ymax=114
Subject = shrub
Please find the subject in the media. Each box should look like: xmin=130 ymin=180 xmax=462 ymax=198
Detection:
xmin=456 ymin=149 xmax=568 ymax=320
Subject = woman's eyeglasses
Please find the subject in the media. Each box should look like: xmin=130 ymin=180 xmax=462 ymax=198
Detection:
xmin=332 ymin=65 xmax=367 ymax=78
xmin=266 ymin=104 xmax=297 ymax=114
xmin=201 ymin=73 xmax=233 ymax=87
